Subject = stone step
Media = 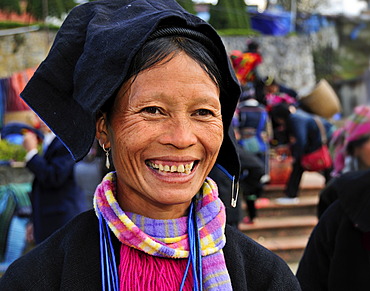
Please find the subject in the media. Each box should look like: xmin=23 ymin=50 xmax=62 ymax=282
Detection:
xmin=255 ymin=235 xmax=309 ymax=264
xmin=254 ymin=196 xmax=319 ymax=217
xmin=239 ymin=172 xmax=323 ymax=271
xmin=263 ymin=171 xmax=325 ymax=199
xmin=239 ymin=215 xmax=317 ymax=268
xmin=239 ymin=215 xmax=318 ymax=240
xmin=262 ymin=184 xmax=322 ymax=199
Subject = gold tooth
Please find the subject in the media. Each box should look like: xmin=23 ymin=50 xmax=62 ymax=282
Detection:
xmin=170 ymin=165 xmax=177 ymax=172
xmin=185 ymin=162 xmax=194 ymax=171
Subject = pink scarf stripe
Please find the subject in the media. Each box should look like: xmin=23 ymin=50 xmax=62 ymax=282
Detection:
xmin=119 ymin=244 xmax=193 ymax=291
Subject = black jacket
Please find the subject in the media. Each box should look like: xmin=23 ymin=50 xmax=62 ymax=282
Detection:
xmin=0 ymin=210 xmax=300 ymax=290
xmin=297 ymin=169 xmax=370 ymax=290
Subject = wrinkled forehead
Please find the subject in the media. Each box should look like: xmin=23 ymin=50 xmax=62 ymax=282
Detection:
xmin=114 ymin=53 xmax=221 ymax=107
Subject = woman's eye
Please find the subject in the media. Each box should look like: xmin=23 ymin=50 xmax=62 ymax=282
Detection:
xmin=142 ymin=106 xmax=161 ymax=114
xmin=195 ymin=109 xmax=213 ymax=116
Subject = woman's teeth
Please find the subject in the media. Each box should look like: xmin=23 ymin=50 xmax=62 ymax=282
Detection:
xmin=148 ymin=162 xmax=194 ymax=174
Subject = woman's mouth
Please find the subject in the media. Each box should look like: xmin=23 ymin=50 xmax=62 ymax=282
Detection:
xmin=146 ymin=161 xmax=198 ymax=175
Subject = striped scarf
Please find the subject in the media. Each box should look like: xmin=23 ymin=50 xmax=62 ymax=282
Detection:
xmin=94 ymin=172 xmax=232 ymax=290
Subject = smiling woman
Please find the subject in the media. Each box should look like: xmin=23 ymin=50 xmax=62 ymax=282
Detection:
xmin=0 ymin=0 xmax=301 ymax=290
xmin=97 ymin=50 xmax=223 ymax=219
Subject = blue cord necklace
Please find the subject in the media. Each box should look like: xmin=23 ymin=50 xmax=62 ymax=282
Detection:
xmin=179 ymin=200 xmax=203 ymax=291
xmin=98 ymin=211 xmax=119 ymax=291
xmin=98 ymin=199 xmax=202 ymax=291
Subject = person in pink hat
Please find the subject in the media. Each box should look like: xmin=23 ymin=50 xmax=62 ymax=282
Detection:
xmin=318 ymin=105 xmax=370 ymax=217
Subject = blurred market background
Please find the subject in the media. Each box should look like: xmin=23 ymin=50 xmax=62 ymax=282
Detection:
xmin=1 ymin=0 xmax=370 ymax=273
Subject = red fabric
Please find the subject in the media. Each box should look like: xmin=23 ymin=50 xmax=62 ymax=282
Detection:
xmin=265 ymin=93 xmax=297 ymax=112
xmin=119 ymin=244 xmax=193 ymax=291
xmin=230 ymin=50 xmax=262 ymax=85
xmin=301 ymin=145 xmax=332 ymax=171
xmin=6 ymin=68 xmax=36 ymax=111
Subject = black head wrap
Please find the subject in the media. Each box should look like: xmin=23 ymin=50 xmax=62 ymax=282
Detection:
xmin=21 ymin=0 xmax=241 ymax=178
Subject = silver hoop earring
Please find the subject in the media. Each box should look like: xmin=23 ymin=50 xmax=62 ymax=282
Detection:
xmin=102 ymin=144 xmax=111 ymax=169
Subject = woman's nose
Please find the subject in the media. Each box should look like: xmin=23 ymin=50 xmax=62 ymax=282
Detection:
xmin=159 ymin=117 xmax=197 ymax=149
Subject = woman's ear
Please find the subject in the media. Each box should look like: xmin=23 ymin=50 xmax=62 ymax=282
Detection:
xmin=95 ymin=112 xmax=111 ymax=148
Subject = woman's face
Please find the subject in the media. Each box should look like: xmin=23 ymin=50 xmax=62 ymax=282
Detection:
xmin=97 ymin=52 xmax=223 ymax=219
xmin=265 ymin=84 xmax=278 ymax=95
xmin=354 ymin=138 xmax=370 ymax=169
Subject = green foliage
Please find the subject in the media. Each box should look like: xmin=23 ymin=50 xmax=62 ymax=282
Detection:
xmin=0 ymin=0 xmax=21 ymax=14
xmin=0 ymin=21 xmax=34 ymax=28
xmin=0 ymin=140 xmax=26 ymax=162
xmin=313 ymin=46 xmax=337 ymax=82
xmin=209 ymin=0 xmax=250 ymax=30
xmin=209 ymin=0 xmax=231 ymax=29
xmin=217 ymin=28 xmax=259 ymax=36
xmin=231 ymin=0 xmax=250 ymax=29
xmin=0 ymin=21 xmax=60 ymax=30
xmin=0 ymin=0 xmax=79 ymax=20
xmin=26 ymin=0 xmax=77 ymax=20
xmin=176 ymin=0 xmax=196 ymax=14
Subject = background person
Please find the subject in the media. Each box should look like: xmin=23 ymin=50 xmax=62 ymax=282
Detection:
xmin=230 ymin=40 xmax=263 ymax=88
xmin=263 ymin=75 xmax=298 ymax=103
xmin=0 ymin=1 xmax=301 ymax=290
xmin=238 ymin=146 xmax=265 ymax=224
xmin=236 ymin=84 xmax=270 ymax=172
xmin=318 ymin=105 xmax=370 ymax=218
xmin=22 ymin=119 xmax=86 ymax=244
xmin=270 ymin=103 xmax=335 ymax=204
xmin=331 ymin=105 xmax=370 ymax=176
xmin=0 ymin=183 xmax=31 ymax=273
xmin=233 ymin=86 xmax=269 ymax=223
xmin=297 ymin=169 xmax=370 ymax=291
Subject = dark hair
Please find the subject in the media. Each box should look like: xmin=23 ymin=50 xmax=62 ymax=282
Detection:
xmin=247 ymin=41 xmax=259 ymax=53
xmin=270 ymin=103 xmax=291 ymax=122
xmin=347 ymin=135 xmax=370 ymax=155
xmin=101 ymin=35 xmax=224 ymax=119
